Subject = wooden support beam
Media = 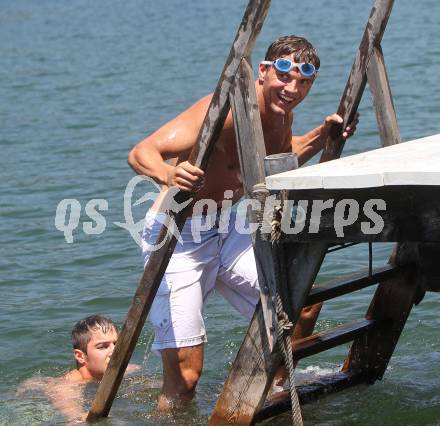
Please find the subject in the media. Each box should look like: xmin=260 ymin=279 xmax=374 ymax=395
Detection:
xmin=326 ymin=242 xmax=360 ymax=253
xmin=253 ymin=371 xmax=369 ymax=424
xmin=340 ymin=32 xmax=418 ymax=382
xmin=229 ymin=58 xmax=276 ymax=349
xmin=320 ymin=0 xmax=395 ymax=162
xmin=367 ymin=45 xmax=401 ymax=147
xmin=87 ymin=0 xmax=272 ymax=420
xmin=306 ymin=265 xmax=399 ymax=305
xmin=230 ymin=59 xmax=266 ymax=199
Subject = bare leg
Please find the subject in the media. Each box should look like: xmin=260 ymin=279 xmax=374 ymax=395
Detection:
xmin=273 ymin=302 xmax=323 ymax=387
xmin=158 ymin=344 xmax=204 ymax=412
xmin=292 ymin=302 xmax=323 ymax=341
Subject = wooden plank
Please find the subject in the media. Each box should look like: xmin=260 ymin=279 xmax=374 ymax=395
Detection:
xmin=320 ymin=0 xmax=395 ymax=162
xmin=367 ymin=45 xmax=401 ymax=147
xmin=326 ymin=242 xmax=359 ymax=253
xmin=87 ymin=0 xmax=272 ymax=420
xmin=292 ymin=319 xmax=378 ymax=360
xmin=88 ymin=214 xmax=188 ymax=422
xmin=264 ymin=186 xmax=440 ymax=243
xmin=305 ymin=265 xmax=399 ymax=306
xmin=230 ymin=59 xmax=267 ymax=198
xmin=229 ymin=59 xmax=276 ymax=349
xmin=266 ymin=134 xmax=440 ymax=191
xmin=253 ymin=371 xmax=369 ymax=424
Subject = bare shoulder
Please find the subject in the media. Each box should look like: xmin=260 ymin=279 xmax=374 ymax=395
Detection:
xmin=43 ymin=372 xmax=84 ymax=398
xmin=61 ymin=369 xmax=85 ymax=384
xmin=137 ymin=93 xmax=214 ymax=158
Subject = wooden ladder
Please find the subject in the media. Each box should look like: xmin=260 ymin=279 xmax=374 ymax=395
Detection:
xmin=85 ymin=0 xmax=419 ymax=424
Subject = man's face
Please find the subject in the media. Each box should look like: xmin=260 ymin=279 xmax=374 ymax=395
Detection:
xmin=81 ymin=326 xmax=118 ymax=380
xmin=259 ymin=53 xmax=315 ymax=116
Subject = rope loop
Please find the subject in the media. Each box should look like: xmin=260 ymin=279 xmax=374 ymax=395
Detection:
xmin=271 ymin=205 xmax=283 ymax=244
xmin=277 ymin=310 xmax=293 ymax=332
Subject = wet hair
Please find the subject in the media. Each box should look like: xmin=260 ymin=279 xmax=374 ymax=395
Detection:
xmin=72 ymin=315 xmax=118 ymax=354
xmin=264 ymin=35 xmax=320 ymax=70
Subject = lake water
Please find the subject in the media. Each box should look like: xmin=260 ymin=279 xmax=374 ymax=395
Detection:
xmin=1 ymin=0 xmax=439 ymax=424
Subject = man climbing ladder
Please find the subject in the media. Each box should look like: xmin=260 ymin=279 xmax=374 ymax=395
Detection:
xmin=128 ymin=35 xmax=358 ymax=410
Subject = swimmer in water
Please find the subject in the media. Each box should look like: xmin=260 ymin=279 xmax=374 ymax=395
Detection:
xmin=18 ymin=315 xmax=139 ymax=422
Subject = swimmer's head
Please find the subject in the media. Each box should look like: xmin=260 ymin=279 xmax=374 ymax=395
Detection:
xmin=259 ymin=35 xmax=320 ymax=117
xmin=71 ymin=315 xmax=119 ymax=380
xmin=264 ymin=35 xmax=320 ymax=71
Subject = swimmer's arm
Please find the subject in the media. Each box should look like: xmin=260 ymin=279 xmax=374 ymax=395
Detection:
xmin=128 ymin=95 xmax=211 ymax=191
xmin=292 ymin=113 xmax=359 ymax=166
xmin=291 ymin=125 xmax=324 ymax=166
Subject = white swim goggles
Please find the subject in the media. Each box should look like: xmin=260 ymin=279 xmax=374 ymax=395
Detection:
xmin=260 ymin=58 xmax=317 ymax=77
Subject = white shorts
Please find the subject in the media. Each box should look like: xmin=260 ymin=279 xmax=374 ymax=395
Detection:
xmin=142 ymin=210 xmax=260 ymax=353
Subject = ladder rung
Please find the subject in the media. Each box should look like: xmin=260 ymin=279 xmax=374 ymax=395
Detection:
xmin=292 ymin=318 xmax=378 ymax=360
xmin=255 ymin=371 xmax=369 ymax=423
xmin=306 ymin=265 xmax=401 ymax=306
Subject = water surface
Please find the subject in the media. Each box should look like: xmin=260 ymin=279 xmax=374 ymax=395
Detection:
xmin=1 ymin=0 xmax=439 ymax=424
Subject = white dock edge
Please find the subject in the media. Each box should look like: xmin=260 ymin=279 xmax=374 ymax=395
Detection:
xmin=265 ymin=133 xmax=440 ymax=190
